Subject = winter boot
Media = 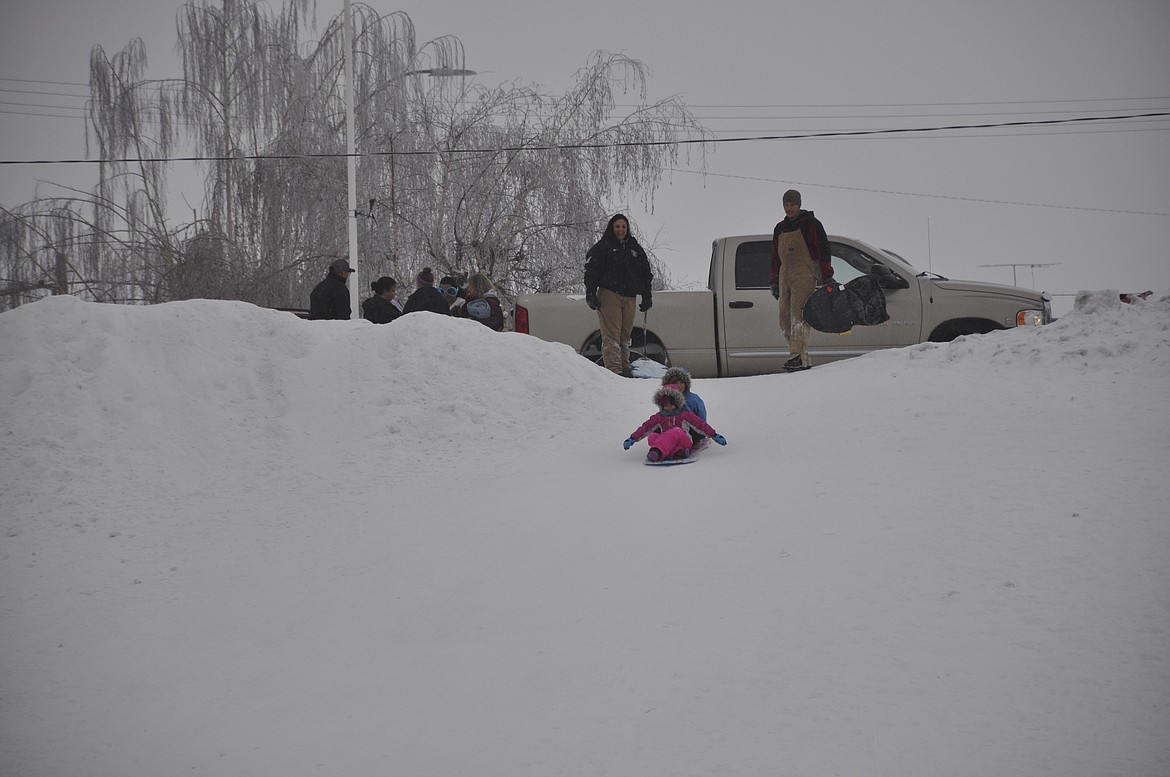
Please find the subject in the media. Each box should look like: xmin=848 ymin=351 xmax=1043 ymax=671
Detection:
xmin=782 ymin=355 xmax=810 ymax=372
xmin=646 ymin=448 xmax=663 ymax=462
xmin=671 ymin=448 xmax=692 ymax=461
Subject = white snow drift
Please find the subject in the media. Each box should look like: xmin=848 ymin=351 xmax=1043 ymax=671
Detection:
xmin=1 ymin=291 xmax=1168 ymax=777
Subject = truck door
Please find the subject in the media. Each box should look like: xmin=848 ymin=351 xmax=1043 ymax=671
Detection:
xmin=717 ymin=238 xmax=790 ymax=376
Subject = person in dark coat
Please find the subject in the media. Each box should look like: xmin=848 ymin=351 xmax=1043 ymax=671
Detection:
xmin=402 ymin=267 xmax=452 ymax=316
xmin=583 ymin=213 xmax=653 ymax=376
xmin=308 ymin=258 xmax=354 ymax=320
xmin=457 ymin=272 xmax=505 ymax=331
xmin=361 ymin=276 xmax=401 ymax=324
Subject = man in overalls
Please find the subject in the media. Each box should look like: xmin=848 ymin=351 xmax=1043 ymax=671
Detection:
xmin=770 ymin=189 xmax=833 ymax=372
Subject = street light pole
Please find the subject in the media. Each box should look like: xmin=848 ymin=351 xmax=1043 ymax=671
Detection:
xmin=343 ymin=0 xmax=359 ymax=318
xmin=341 ymin=9 xmax=475 ymax=317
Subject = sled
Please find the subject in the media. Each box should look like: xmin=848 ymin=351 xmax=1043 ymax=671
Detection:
xmin=642 ymin=437 xmax=709 ymax=466
xmin=644 ymin=454 xmax=699 ymax=467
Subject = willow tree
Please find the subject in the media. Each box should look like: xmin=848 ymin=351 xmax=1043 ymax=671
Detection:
xmin=146 ymin=1 xmax=705 ymax=305
xmin=0 ymin=38 xmax=186 ymax=310
xmin=6 ymin=2 xmax=705 ymax=310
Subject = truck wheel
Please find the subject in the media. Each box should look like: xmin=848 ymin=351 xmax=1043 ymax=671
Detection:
xmin=582 ymin=329 xmax=670 ymax=366
xmin=928 ymin=318 xmax=1002 ymax=342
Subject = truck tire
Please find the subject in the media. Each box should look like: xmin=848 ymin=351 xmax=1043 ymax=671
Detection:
xmin=582 ymin=329 xmax=670 ymax=366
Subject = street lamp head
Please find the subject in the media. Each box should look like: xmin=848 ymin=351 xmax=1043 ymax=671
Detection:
xmin=406 ymin=67 xmax=477 ymax=77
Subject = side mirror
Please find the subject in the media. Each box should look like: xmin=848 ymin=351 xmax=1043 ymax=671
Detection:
xmin=871 ymin=263 xmax=910 ymax=290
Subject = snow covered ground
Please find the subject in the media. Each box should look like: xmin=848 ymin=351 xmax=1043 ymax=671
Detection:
xmin=1 ymin=291 xmax=1168 ymax=777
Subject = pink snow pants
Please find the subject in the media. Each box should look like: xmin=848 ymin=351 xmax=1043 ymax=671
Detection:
xmin=647 ymin=427 xmax=692 ymax=460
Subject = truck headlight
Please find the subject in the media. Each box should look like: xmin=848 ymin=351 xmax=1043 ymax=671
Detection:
xmin=1016 ymin=309 xmax=1046 ymax=327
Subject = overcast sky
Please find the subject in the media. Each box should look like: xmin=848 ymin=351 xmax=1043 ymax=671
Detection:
xmin=2 ymin=0 xmax=1167 ymax=308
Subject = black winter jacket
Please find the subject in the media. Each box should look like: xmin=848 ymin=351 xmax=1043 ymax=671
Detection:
xmin=361 ymin=294 xmax=401 ymax=324
xmin=402 ymin=285 xmax=451 ymax=316
xmin=584 ymin=236 xmax=653 ymax=301
xmin=308 ymin=272 xmax=351 ymax=320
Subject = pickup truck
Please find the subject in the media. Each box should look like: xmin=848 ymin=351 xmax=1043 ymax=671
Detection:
xmin=513 ymin=234 xmax=1051 ymax=378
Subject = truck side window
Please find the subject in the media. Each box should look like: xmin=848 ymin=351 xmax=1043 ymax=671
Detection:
xmin=733 ymin=241 xmax=773 ymax=289
xmin=830 ymin=243 xmax=873 ymax=285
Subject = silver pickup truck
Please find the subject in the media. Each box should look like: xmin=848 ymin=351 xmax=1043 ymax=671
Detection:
xmin=514 ymin=234 xmax=1050 ymax=378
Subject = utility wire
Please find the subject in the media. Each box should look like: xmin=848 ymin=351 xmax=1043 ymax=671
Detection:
xmin=1 ymin=111 xmax=1168 ymax=167
xmin=672 ymin=169 xmax=1170 ymax=217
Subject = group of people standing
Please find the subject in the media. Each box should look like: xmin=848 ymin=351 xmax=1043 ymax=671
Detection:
xmin=307 ymin=261 xmax=504 ymax=332
xmin=312 ymin=188 xmax=828 ymax=373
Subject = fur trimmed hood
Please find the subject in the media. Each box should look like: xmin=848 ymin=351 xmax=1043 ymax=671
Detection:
xmin=661 ymin=367 xmax=692 ymax=393
xmin=653 ymin=386 xmax=686 ymax=413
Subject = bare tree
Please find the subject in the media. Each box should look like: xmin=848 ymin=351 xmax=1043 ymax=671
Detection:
xmin=369 ymin=51 xmax=705 ymax=298
xmin=0 ymin=2 xmax=706 ymax=312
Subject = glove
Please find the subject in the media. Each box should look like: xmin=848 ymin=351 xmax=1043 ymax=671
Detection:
xmin=712 ymin=434 xmax=727 ymax=446
xmin=623 ymin=437 xmax=635 ymax=450
xmin=769 ymin=282 xmax=779 ymax=300
xmin=585 ymin=290 xmax=598 ymax=310
xmin=639 ymin=297 xmax=652 ymax=313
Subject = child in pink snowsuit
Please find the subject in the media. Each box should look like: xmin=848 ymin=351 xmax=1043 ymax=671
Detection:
xmin=623 ymin=386 xmax=727 ymax=461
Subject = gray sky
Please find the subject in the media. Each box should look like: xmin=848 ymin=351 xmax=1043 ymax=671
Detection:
xmin=3 ymin=0 xmax=1168 ymax=310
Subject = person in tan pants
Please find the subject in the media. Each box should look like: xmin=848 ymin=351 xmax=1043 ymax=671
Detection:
xmin=770 ymin=190 xmax=833 ymax=371
xmin=584 ymin=214 xmax=654 ymax=376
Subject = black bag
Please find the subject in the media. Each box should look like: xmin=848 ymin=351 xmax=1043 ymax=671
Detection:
xmin=844 ymin=275 xmax=890 ymax=326
xmin=802 ymin=282 xmax=865 ymax=334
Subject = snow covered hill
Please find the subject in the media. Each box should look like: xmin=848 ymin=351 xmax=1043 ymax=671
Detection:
xmin=2 ymin=291 xmax=1168 ymax=777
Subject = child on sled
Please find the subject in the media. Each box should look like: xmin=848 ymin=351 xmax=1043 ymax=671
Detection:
xmin=623 ymin=386 xmax=727 ymax=462
xmin=661 ymin=366 xmax=708 ymax=446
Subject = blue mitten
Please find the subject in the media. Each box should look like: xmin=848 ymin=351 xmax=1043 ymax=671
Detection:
xmin=623 ymin=437 xmax=635 ymax=450
xmin=712 ymin=434 xmax=727 ymax=446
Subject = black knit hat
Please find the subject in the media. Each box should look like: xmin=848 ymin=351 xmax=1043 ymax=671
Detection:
xmin=782 ymin=189 xmax=802 ymax=206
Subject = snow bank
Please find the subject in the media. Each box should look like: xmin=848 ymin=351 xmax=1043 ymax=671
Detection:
xmin=2 ymin=293 xmax=1168 ymax=777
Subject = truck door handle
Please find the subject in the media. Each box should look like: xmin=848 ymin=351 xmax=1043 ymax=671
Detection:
xmin=728 ymin=301 xmax=753 ymax=309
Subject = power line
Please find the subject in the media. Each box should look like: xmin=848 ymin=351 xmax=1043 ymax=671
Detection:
xmin=2 ymin=110 xmax=1167 ymax=167
xmin=0 ymin=77 xmax=88 ymax=87
xmin=641 ymin=96 xmax=1170 ymax=109
xmin=4 ymin=108 xmax=1165 ymax=167
xmin=674 ymin=169 xmax=1169 ymax=217
xmin=0 ymin=100 xmax=87 ymax=111
xmin=690 ymin=107 xmax=1170 ymax=120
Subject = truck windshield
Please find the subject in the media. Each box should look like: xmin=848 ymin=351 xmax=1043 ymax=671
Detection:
xmin=879 ymin=248 xmax=921 ymax=273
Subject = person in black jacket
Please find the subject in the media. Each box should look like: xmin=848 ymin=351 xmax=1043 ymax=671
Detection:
xmin=401 ymin=267 xmax=452 ymax=316
xmin=308 ymin=258 xmax=354 ymax=320
xmin=361 ymin=276 xmax=402 ymax=324
xmin=583 ymin=213 xmax=653 ymax=376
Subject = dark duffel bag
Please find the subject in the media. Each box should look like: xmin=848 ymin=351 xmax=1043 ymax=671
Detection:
xmin=802 ymin=282 xmax=865 ymax=334
xmin=844 ymin=275 xmax=890 ymax=326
